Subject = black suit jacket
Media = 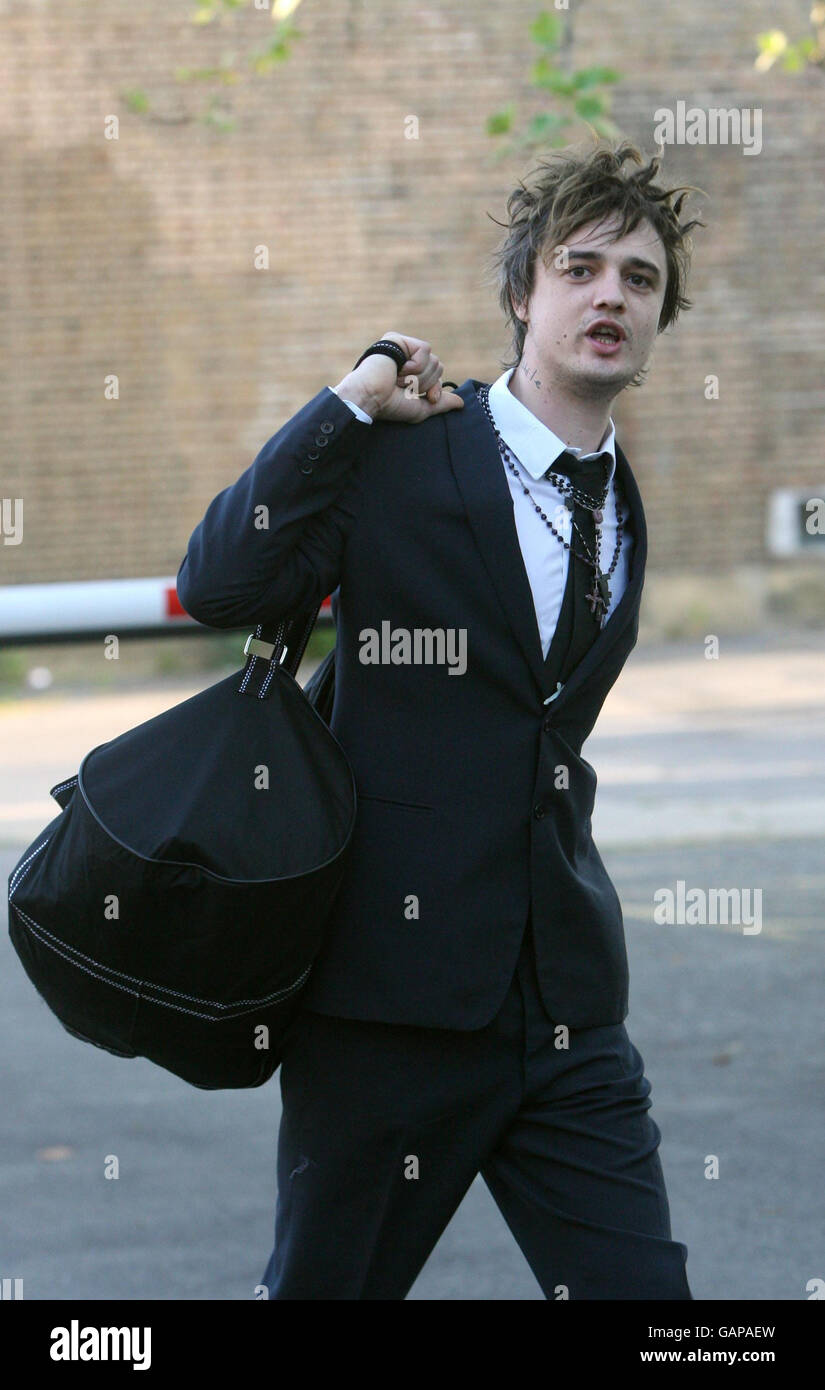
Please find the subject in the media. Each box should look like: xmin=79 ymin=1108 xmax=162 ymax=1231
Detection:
xmin=176 ymin=377 xmax=647 ymax=1030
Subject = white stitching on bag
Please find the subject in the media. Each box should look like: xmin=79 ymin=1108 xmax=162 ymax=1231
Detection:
xmin=10 ymin=901 xmax=311 ymax=1014
xmin=9 ymin=844 xmax=312 ymax=1017
xmin=8 ymin=837 xmax=50 ymax=896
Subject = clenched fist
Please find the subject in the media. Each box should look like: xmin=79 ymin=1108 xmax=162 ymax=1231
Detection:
xmin=333 ymin=332 xmax=464 ymax=424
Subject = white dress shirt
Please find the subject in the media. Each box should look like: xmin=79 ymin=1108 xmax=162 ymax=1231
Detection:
xmin=331 ymin=367 xmax=633 ymax=658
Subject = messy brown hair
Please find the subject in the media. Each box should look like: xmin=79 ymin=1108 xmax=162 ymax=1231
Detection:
xmin=486 ymin=138 xmax=706 ymax=374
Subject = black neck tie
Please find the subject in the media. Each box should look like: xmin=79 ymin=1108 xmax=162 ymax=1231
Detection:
xmin=543 ymin=451 xmax=610 ymax=690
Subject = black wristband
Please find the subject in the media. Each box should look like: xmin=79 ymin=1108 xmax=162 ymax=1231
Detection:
xmin=352 ymin=339 xmax=408 ymax=373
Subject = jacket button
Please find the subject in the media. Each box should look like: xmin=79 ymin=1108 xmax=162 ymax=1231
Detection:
xmin=299 ymin=463 xmax=314 ymax=475
xmin=533 ymin=803 xmax=545 ymax=819
xmin=543 ymin=717 xmax=553 ymax=732
xmin=307 ymin=449 xmax=320 ymax=460
xmin=315 ymin=434 xmax=329 ymax=447
xmin=319 ymin=420 xmax=334 ymax=434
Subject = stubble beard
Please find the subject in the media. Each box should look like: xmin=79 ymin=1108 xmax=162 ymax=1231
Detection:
xmin=552 ymin=340 xmax=654 ymax=403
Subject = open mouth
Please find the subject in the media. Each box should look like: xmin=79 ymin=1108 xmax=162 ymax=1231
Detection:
xmin=586 ymin=325 xmax=625 ymax=353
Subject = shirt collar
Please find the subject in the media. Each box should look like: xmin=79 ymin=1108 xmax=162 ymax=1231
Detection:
xmin=487 ymin=366 xmax=617 ymax=484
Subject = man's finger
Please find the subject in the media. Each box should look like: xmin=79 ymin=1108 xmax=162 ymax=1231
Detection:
xmin=426 ymin=389 xmax=464 ymax=415
xmin=401 ymin=345 xmax=429 ymax=373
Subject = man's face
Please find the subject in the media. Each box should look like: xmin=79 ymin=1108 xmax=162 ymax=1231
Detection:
xmin=512 ymin=213 xmax=668 ymax=398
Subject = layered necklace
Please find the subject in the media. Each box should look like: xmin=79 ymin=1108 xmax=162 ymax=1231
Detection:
xmin=476 ymin=383 xmax=624 ymax=627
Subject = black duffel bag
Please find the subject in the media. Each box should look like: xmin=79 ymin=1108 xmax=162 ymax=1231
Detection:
xmin=7 ymin=606 xmax=351 ymax=1090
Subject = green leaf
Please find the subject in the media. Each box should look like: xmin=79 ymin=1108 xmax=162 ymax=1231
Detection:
xmin=780 ymin=46 xmax=807 ymax=71
xmin=755 ymin=29 xmax=788 ymax=57
xmin=175 ymin=65 xmax=223 ymax=81
xmin=529 ymin=11 xmax=563 ymax=50
xmin=249 ymin=24 xmax=301 ymax=71
xmin=572 ymin=65 xmax=622 ymax=89
xmin=531 ymin=57 xmax=575 ymax=95
xmin=122 ymin=88 xmax=150 ymax=113
xmin=574 ymin=94 xmax=606 ymax=118
xmin=252 ymin=49 xmax=290 ymax=72
xmin=525 ymin=111 xmax=569 ymax=140
xmin=486 ymin=104 xmax=515 ymax=135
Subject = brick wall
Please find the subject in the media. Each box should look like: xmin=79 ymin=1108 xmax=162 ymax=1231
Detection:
xmin=1 ymin=0 xmax=823 ymax=641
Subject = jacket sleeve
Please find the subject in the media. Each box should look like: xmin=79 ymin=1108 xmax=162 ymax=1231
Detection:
xmin=176 ymin=386 xmax=371 ymax=629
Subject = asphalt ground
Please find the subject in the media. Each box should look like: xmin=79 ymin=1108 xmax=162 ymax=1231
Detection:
xmin=2 ymin=632 xmax=823 ymax=1299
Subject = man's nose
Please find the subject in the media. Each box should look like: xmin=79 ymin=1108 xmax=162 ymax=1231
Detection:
xmin=592 ymin=272 xmax=627 ymax=310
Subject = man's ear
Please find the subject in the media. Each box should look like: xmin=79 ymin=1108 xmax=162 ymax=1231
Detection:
xmin=510 ymin=291 xmax=527 ymax=324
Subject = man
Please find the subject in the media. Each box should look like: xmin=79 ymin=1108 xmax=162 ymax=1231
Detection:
xmin=176 ymin=139 xmax=703 ymax=1300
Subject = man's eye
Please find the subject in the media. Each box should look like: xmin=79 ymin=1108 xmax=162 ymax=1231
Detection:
xmin=568 ymin=266 xmax=590 ymax=277
xmin=628 ymin=274 xmax=651 ymax=287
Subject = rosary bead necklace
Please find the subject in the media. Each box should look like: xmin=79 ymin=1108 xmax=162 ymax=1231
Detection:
xmin=477 ymin=383 xmax=625 ymax=626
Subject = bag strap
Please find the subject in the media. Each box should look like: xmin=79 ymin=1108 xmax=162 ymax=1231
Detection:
xmin=237 ymin=602 xmax=323 ymax=699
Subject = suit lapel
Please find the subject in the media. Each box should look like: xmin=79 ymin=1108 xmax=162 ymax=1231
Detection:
xmin=445 ymin=379 xmax=548 ymax=692
xmin=444 ymin=379 xmax=647 ymax=705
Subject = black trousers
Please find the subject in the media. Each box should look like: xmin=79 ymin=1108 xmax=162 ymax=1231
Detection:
xmin=260 ymin=918 xmax=693 ymax=1300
